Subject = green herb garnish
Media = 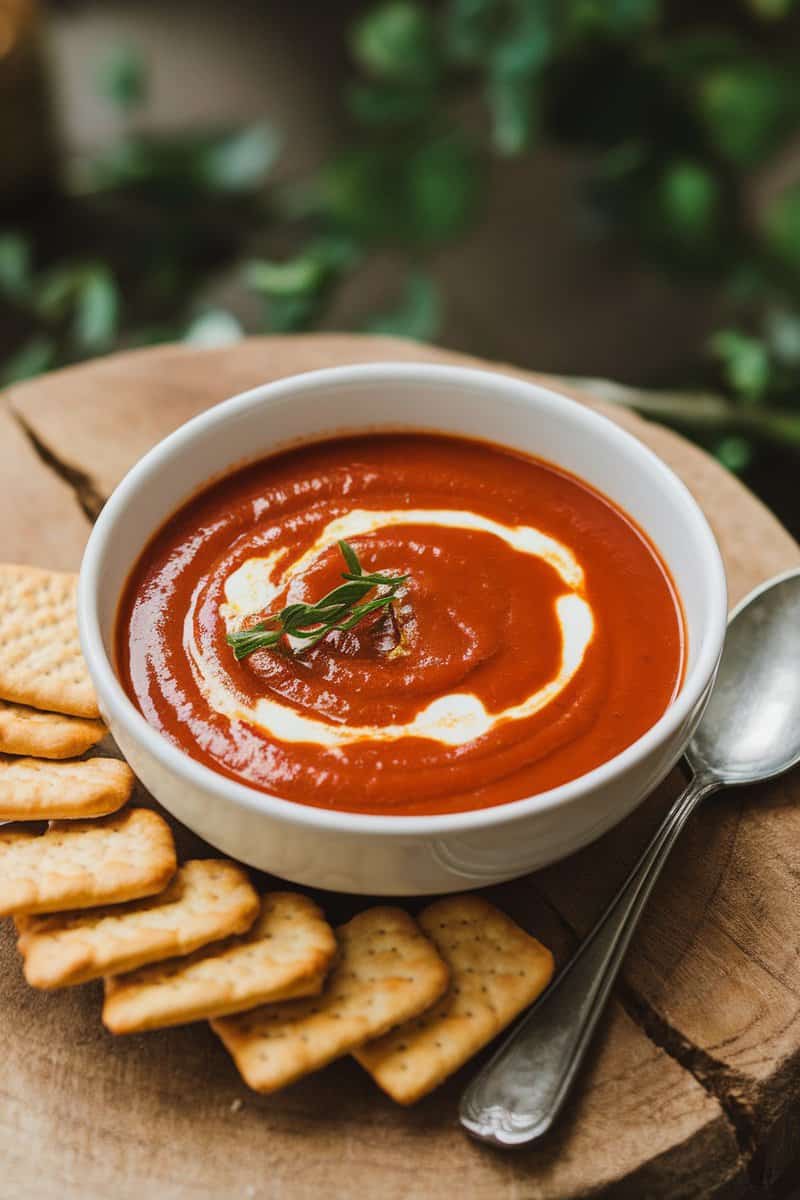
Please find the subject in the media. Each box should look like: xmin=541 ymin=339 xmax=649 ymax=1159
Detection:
xmin=227 ymin=540 xmax=409 ymax=661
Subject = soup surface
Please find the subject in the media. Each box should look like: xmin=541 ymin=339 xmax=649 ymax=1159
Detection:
xmin=117 ymin=433 xmax=684 ymax=816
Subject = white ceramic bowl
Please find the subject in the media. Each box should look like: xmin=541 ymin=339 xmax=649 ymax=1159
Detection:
xmin=78 ymin=363 xmax=727 ymax=894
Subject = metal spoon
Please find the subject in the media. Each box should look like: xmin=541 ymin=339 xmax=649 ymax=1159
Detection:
xmin=460 ymin=567 xmax=800 ymax=1148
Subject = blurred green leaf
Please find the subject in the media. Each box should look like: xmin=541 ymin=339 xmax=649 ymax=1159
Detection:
xmin=594 ymin=140 xmax=647 ymax=182
xmin=714 ymin=434 xmax=752 ymax=473
xmin=365 ymin=272 xmax=441 ymax=339
xmin=35 ymin=266 xmax=86 ymax=320
xmin=724 ymin=261 xmax=770 ymax=307
xmin=654 ymin=161 xmax=720 ymax=249
xmin=73 ymin=266 xmax=119 ymax=351
xmin=0 ymin=335 xmax=56 ymax=386
xmin=0 ymin=233 xmax=32 ymax=301
xmin=654 ymin=32 xmax=743 ymax=80
xmin=765 ymin=307 xmax=800 ymax=368
xmin=184 ymin=309 xmax=243 ymax=347
xmin=763 ymin=184 xmax=800 ymax=275
xmin=710 ymin=330 xmax=771 ymax=403
xmin=322 ymin=150 xmax=405 ymax=242
xmin=488 ymin=73 xmax=540 ymax=154
xmin=263 ymin=293 xmax=320 ymax=333
xmin=567 ymin=0 xmax=661 ymax=38
xmin=347 ymin=81 xmax=433 ymax=127
xmin=490 ymin=10 xmax=554 ymax=79
xmin=245 ymin=257 xmax=327 ymax=296
xmin=444 ymin=0 xmax=497 ymax=65
xmin=245 ymin=237 xmax=361 ymax=332
xmin=406 ymin=136 xmax=481 ymax=240
xmin=198 ymin=125 xmax=279 ymax=192
xmin=312 ymin=235 xmax=363 ymax=273
xmin=96 ymin=46 xmax=147 ymax=113
xmin=485 ymin=0 xmax=557 ymax=154
xmin=245 ymin=237 xmax=360 ymax=297
xmin=630 ymin=159 xmax=725 ymax=273
xmin=34 ymin=263 xmax=119 ymax=350
xmin=747 ymin=0 xmax=797 ymax=17
xmin=85 ymin=124 xmax=278 ymax=197
xmin=79 ymin=138 xmax=152 ymax=192
xmin=323 ymin=137 xmax=480 ymax=245
xmin=351 ymin=2 xmax=439 ymax=85
xmin=697 ymin=63 xmax=798 ymax=166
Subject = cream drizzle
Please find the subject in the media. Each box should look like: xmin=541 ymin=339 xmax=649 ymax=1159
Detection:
xmin=185 ymin=508 xmax=594 ymax=749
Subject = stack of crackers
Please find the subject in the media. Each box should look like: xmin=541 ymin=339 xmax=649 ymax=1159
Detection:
xmin=0 ymin=564 xmax=555 ymax=1105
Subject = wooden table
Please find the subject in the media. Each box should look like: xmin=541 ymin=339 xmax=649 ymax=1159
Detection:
xmin=3 ymin=335 xmax=800 ymax=1200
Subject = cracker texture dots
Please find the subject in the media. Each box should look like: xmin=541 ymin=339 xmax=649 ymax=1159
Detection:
xmin=0 ymin=807 xmax=177 ymax=916
xmin=103 ymin=892 xmax=337 ymax=1032
xmin=0 ymin=565 xmax=99 ymax=718
xmin=354 ymin=895 xmax=554 ymax=1104
xmin=16 ymin=858 xmax=259 ymax=988
xmin=212 ymin=906 xmax=449 ymax=1094
xmin=0 ymin=755 xmax=133 ymax=821
xmin=0 ymin=700 xmax=106 ymax=759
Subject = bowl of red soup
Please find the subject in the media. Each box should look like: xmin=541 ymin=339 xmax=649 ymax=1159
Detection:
xmin=78 ymin=363 xmax=727 ymax=894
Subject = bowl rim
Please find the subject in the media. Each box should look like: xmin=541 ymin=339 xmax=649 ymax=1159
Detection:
xmin=78 ymin=361 xmax=728 ymax=836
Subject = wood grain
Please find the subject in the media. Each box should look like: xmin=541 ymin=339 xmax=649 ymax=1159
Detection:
xmin=0 ymin=406 xmax=88 ymax=571
xmin=5 ymin=333 xmax=799 ymax=1197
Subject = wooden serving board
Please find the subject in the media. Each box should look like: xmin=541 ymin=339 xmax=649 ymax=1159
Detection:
xmin=3 ymin=335 xmax=800 ymax=1200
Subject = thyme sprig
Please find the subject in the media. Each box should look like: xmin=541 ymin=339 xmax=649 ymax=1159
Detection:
xmin=227 ymin=540 xmax=409 ymax=661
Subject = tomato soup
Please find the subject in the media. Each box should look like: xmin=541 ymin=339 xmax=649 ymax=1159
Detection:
xmin=117 ymin=433 xmax=684 ymax=816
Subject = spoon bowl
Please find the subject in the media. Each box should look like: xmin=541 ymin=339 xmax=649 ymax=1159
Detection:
xmin=690 ymin=569 xmax=800 ymax=785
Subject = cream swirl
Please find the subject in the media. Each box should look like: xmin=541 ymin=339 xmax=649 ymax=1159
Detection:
xmin=184 ymin=509 xmax=594 ymax=749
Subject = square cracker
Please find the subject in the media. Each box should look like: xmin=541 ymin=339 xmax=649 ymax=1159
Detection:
xmin=103 ymin=891 xmax=337 ymax=1032
xmin=353 ymin=895 xmax=554 ymax=1105
xmin=0 ymin=807 xmax=176 ymax=917
xmin=0 ymin=700 xmax=106 ymax=759
xmin=16 ymin=858 xmax=259 ymax=989
xmin=0 ymin=564 xmax=99 ymax=718
xmin=0 ymin=755 xmax=133 ymax=821
xmin=212 ymin=906 xmax=449 ymax=1094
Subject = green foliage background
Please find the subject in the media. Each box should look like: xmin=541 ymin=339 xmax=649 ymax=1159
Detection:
xmin=4 ymin=0 xmax=800 ymax=478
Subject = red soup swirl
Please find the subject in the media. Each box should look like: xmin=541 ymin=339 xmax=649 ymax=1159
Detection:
xmin=116 ymin=433 xmax=684 ymax=816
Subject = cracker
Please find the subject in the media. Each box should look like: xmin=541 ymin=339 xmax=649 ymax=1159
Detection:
xmin=0 ymin=755 xmax=133 ymax=821
xmin=16 ymin=858 xmax=258 ymax=989
xmin=103 ymin=892 xmax=336 ymax=1032
xmin=0 ymin=807 xmax=176 ymax=917
xmin=0 ymin=564 xmax=99 ymax=718
xmin=353 ymin=895 xmax=554 ymax=1105
xmin=211 ymin=906 xmax=449 ymax=1094
xmin=0 ymin=700 xmax=106 ymax=759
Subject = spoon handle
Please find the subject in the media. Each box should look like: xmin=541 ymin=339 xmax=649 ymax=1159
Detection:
xmin=459 ymin=770 xmax=718 ymax=1147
